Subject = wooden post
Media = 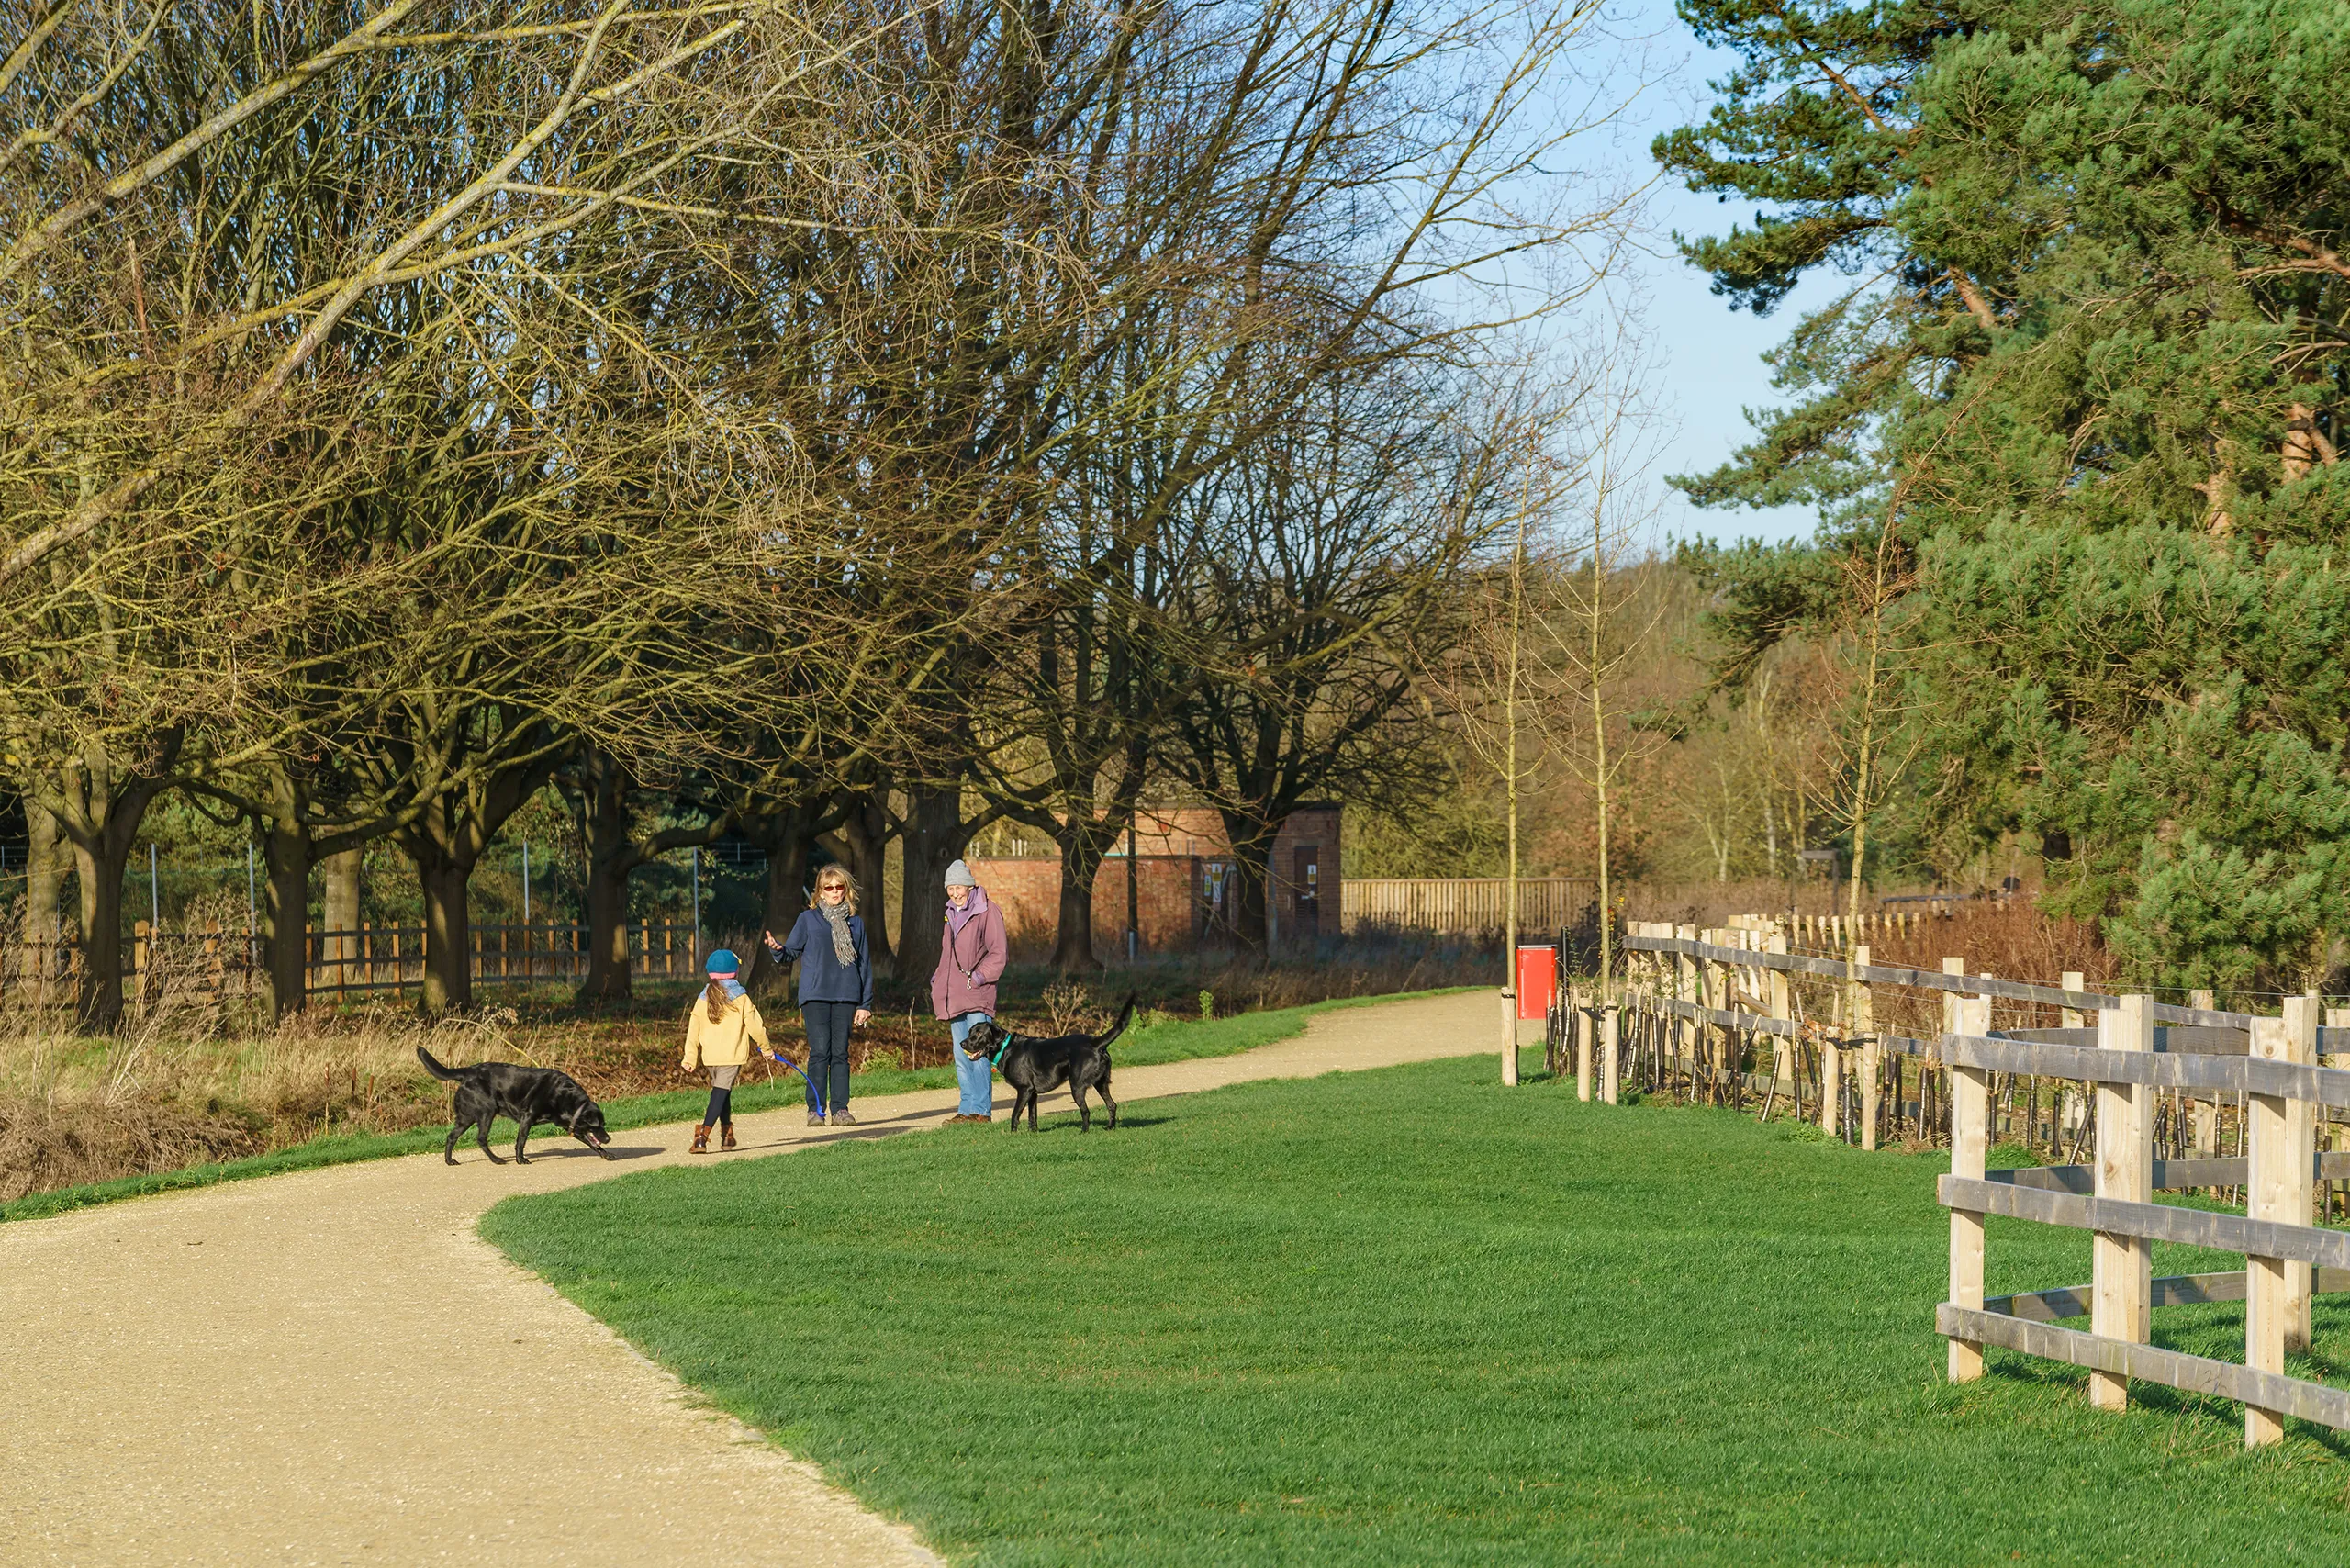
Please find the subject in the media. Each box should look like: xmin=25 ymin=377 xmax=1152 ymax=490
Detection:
xmin=1765 ymin=931 xmax=1793 ymax=1115
xmin=1819 ymin=948 xmax=1842 ymax=1139
xmin=2288 ymin=996 xmax=2317 ymax=1351
xmin=2189 ymin=989 xmax=2218 ymax=1156
xmin=2090 ymin=993 xmax=2154 ymax=1413
xmin=1673 ymin=923 xmax=1697 ymax=1099
xmin=2248 ymin=1004 xmax=2294 ymax=1444
xmin=133 ymin=919 xmax=151 ymax=1006
xmin=1501 ymin=987 xmax=1519 ymax=1086
xmin=1949 ymin=991 xmax=1992 ymax=1383
xmin=1601 ymin=1001 xmax=1621 ymax=1106
xmin=1855 ymin=944 xmax=1879 ymax=1151
xmin=2057 ymin=970 xmax=2085 ymax=1161
xmin=1941 ymin=957 xmax=1965 ymax=1144
xmin=1703 ymin=930 xmax=1729 ymax=1104
xmin=1574 ymin=978 xmax=1593 ymax=1102
xmin=2329 ymin=1005 xmax=2350 ymax=1225
xmin=2244 ymin=994 xmax=2319 ymax=1443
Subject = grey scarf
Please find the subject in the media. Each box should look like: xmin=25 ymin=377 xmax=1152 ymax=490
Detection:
xmin=821 ymin=901 xmax=856 ymax=966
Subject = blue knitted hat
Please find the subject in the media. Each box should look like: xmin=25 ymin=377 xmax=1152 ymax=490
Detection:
xmin=704 ymin=948 xmax=740 ymax=977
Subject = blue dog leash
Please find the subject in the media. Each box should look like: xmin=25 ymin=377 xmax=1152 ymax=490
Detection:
xmin=756 ymin=935 xmax=830 ymax=1118
xmin=767 ymin=1050 xmax=824 ymax=1118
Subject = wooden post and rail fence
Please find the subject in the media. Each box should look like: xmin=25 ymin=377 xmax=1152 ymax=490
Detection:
xmin=1542 ymin=916 xmax=2350 ymax=1448
xmin=0 ymin=920 xmax=708 ymax=1007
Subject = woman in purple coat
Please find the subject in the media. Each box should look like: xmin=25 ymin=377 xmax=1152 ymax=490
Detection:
xmin=932 ymin=859 xmax=1007 ymax=1123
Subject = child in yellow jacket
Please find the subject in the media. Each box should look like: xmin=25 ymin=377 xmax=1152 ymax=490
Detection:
xmin=682 ymin=949 xmax=779 ymax=1153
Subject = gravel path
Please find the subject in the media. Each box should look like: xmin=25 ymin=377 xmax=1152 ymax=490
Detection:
xmin=0 ymin=989 xmax=1500 ymax=1567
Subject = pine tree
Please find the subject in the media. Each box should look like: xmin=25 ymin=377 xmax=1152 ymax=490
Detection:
xmin=1665 ymin=0 xmax=2350 ymax=993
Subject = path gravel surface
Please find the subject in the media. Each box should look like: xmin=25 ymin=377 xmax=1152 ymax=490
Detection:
xmin=0 ymin=989 xmax=1498 ymax=1567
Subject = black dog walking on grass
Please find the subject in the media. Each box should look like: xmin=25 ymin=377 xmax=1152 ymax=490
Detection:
xmin=958 ymin=994 xmax=1135 ymax=1131
xmin=418 ymin=1047 xmax=613 ymax=1166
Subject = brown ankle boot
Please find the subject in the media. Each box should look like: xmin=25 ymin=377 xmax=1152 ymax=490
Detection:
xmin=721 ymin=1123 xmax=737 ymax=1151
xmin=689 ymin=1124 xmax=711 ymax=1154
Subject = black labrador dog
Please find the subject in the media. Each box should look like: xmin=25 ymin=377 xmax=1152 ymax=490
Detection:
xmin=418 ymin=1046 xmax=613 ymax=1166
xmin=960 ymin=994 xmax=1134 ymax=1131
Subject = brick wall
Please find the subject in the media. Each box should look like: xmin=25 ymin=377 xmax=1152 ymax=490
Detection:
xmin=961 ymin=855 xmax=1203 ymax=958
xmin=966 ymin=802 xmax=1342 ymax=957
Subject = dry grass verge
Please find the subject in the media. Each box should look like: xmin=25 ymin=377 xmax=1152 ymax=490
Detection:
xmin=0 ymin=937 xmax=1492 ymax=1205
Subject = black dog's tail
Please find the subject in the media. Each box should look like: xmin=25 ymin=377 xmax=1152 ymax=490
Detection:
xmin=1097 ymin=993 xmax=1139 ymax=1055
xmin=416 ymin=1045 xmax=467 ymax=1081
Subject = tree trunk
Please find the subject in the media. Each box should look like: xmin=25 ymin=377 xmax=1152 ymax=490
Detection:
xmin=743 ymin=800 xmax=821 ymax=1000
xmin=392 ymin=746 xmax=563 ymax=1015
xmin=1218 ymin=821 xmax=1277 ymax=957
xmin=320 ymin=848 xmax=363 ymax=995
xmin=23 ymin=801 xmax=67 ymax=982
xmin=577 ymin=756 xmax=643 ymax=1002
xmin=48 ymin=743 xmax=178 ymax=1031
xmin=69 ymin=833 xmax=138 ymax=1029
xmin=1051 ymin=823 xmax=1107 ymax=973
xmin=579 ymin=845 xmax=638 ymax=1001
xmin=834 ymin=786 xmax=896 ymax=979
xmin=261 ymin=818 xmax=314 ymax=1019
xmin=898 ymin=781 xmax=968 ymax=992
xmin=413 ymin=848 xmax=476 ymax=1014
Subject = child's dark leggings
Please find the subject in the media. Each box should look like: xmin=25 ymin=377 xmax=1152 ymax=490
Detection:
xmin=803 ymin=1001 xmax=856 ymax=1113
xmin=703 ymin=1063 xmax=740 ymax=1126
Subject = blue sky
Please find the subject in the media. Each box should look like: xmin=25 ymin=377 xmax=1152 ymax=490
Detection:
xmin=1600 ymin=0 xmax=1841 ymax=548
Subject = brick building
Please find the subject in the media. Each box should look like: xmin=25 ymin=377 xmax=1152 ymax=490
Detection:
xmin=966 ymin=803 xmax=1340 ymax=958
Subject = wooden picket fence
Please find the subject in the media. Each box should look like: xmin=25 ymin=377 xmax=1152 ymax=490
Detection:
xmin=301 ymin=920 xmax=704 ymax=996
xmin=1 ymin=919 xmax=708 ymax=1006
xmin=1543 ymin=917 xmax=2350 ymax=1447
xmin=1342 ymin=877 xmax=1595 ymax=936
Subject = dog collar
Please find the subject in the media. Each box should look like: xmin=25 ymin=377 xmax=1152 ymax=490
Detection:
xmin=990 ymin=1034 xmax=1013 ymax=1067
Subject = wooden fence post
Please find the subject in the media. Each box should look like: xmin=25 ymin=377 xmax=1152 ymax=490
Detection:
xmin=1855 ymin=944 xmax=1878 ymax=1151
xmin=1819 ymin=933 xmax=1842 ymax=1137
xmin=1501 ymin=984 xmax=1519 ymax=1087
xmin=1601 ymin=999 xmax=1621 ymax=1106
xmin=2090 ymin=993 xmax=2154 ymax=1413
xmin=1940 ymin=957 xmax=1965 ymax=1142
xmin=1574 ymin=976 xmax=1593 ymax=1102
xmin=2329 ymin=1005 xmax=2350 ymax=1225
xmin=1702 ymin=929 xmax=1729 ymax=1104
xmin=2246 ymin=995 xmax=2319 ymax=1451
xmin=2288 ymin=995 xmax=2317 ymax=1352
xmin=1949 ymin=991 xmax=1992 ymax=1383
xmin=1765 ymin=931 xmax=1792 ymax=1115
xmin=2189 ymin=989 xmax=2218 ymax=1156
xmin=1673 ymin=923 xmax=1697 ymax=1100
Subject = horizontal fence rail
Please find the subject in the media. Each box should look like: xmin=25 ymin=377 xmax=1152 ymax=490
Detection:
xmin=1341 ymin=877 xmax=1595 ymax=935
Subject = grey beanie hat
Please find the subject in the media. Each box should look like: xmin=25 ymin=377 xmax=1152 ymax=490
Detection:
xmin=943 ymin=857 xmax=979 ymax=889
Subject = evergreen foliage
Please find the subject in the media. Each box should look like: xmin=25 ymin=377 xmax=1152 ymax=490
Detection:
xmin=1663 ymin=0 xmax=2350 ymax=993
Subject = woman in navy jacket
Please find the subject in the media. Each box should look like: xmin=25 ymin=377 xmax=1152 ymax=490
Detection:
xmin=762 ymin=864 xmax=874 ymax=1126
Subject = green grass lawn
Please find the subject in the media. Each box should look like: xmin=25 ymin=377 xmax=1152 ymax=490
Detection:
xmin=483 ymin=1055 xmax=2350 ymax=1566
xmin=0 ymin=991 xmax=1458 ymax=1225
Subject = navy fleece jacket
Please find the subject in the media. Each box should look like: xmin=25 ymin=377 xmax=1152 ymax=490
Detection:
xmin=773 ymin=908 xmax=874 ymax=1008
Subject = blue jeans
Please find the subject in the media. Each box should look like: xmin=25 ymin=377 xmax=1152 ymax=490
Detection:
xmin=949 ymin=1012 xmax=994 ymax=1115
